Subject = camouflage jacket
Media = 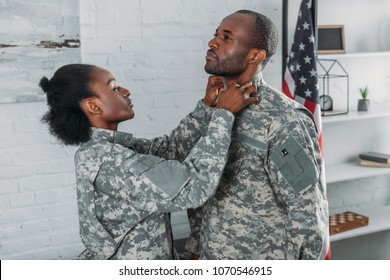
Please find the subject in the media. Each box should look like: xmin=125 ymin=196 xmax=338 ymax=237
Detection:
xmin=186 ymin=82 xmax=329 ymax=260
xmin=75 ymin=102 xmax=232 ymax=260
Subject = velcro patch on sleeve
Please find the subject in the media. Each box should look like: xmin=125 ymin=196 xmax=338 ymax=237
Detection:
xmin=270 ymin=136 xmax=318 ymax=193
xmin=129 ymin=155 xmax=190 ymax=198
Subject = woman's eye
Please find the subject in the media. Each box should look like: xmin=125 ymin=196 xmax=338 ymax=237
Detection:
xmin=113 ymin=86 xmax=120 ymax=92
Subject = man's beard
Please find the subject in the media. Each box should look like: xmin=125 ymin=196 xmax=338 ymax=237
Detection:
xmin=205 ymin=49 xmax=249 ymax=77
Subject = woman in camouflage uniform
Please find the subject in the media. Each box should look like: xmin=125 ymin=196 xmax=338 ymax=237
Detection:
xmin=40 ymin=64 xmax=257 ymax=259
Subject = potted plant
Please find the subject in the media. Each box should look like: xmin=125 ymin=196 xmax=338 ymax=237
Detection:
xmin=358 ymin=86 xmax=370 ymax=111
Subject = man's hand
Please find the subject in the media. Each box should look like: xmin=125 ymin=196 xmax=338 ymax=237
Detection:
xmin=203 ymin=76 xmax=224 ymax=107
xmin=216 ymin=81 xmax=258 ymax=113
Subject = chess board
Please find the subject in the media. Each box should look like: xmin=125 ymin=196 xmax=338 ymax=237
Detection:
xmin=329 ymin=211 xmax=369 ymax=235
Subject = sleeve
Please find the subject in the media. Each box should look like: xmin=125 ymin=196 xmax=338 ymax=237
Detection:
xmin=102 ymin=109 xmax=234 ymax=214
xmin=264 ymin=114 xmax=328 ymax=260
xmin=185 ymin=207 xmax=203 ymax=255
xmin=131 ymin=100 xmax=214 ymax=162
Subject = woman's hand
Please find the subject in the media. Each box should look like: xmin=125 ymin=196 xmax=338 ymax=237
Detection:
xmin=203 ymin=76 xmax=224 ymax=107
xmin=216 ymin=81 xmax=258 ymax=113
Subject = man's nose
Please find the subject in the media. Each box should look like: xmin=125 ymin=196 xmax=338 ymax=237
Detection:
xmin=208 ymin=37 xmax=218 ymax=49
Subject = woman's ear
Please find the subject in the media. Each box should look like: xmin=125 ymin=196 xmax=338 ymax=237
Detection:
xmin=249 ymin=49 xmax=266 ymax=65
xmin=81 ymin=98 xmax=102 ymax=114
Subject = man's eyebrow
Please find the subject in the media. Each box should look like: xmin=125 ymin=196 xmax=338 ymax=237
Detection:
xmin=222 ymin=29 xmax=233 ymax=35
xmin=215 ymin=28 xmax=234 ymax=35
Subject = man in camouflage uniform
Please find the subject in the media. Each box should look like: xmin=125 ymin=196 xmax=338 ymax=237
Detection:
xmin=185 ymin=10 xmax=329 ymax=259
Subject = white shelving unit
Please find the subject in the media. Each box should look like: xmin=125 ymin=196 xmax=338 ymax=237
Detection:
xmin=322 ymin=102 xmax=390 ymax=124
xmin=326 ymin=162 xmax=390 ymax=184
xmin=318 ymin=51 xmax=390 ymax=60
xmin=316 ymin=0 xmax=390 ymax=259
xmin=324 ymin=106 xmax=390 ymax=243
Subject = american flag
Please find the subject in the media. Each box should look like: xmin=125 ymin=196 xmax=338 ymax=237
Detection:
xmin=282 ymin=0 xmax=331 ymax=260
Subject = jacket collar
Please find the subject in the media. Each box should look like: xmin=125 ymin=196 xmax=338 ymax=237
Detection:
xmin=90 ymin=127 xmax=134 ymax=147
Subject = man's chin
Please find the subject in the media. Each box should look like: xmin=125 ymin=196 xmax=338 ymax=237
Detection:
xmin=204 ymin=65 xmax=216 ymax=75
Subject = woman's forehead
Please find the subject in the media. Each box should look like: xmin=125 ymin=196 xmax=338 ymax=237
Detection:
xmin=91 ymin=67 xmax=115 ymax=83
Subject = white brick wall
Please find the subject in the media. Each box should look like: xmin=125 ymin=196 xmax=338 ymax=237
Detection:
xmin=79 ymin=0 xmax=283 ymax=138
xmin=1 ymin=0 xmax=81 ymax=260
xmin=0 ymin=101 xmax=83 ymax=259
xmin=0 ymin=0 xmax=283 ymax=260
xmin=1 ymin=0 xmax=390 ymax=260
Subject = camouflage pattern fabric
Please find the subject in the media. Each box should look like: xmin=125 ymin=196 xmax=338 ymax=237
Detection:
xmin=131 ymin=101 xmax=214 ymax=162
xmin=75 ymin=103 xmax=233 ymax=260
xmin=186 ymin=81 xmax=329 ymax=260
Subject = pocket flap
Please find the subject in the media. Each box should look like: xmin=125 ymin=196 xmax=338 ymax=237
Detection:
xmin=129 ymin=155 xmax=161 ymax=176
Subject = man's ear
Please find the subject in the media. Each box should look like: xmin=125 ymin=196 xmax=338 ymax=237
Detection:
xmin=81 ymin=98 xmax=102 ymax=114
xmin=249 ymin=49 xmax=266 ymax=65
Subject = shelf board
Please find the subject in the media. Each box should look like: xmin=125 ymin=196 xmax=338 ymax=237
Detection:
xmin=325 ymin=162 xmax=390 ymax=184
xmin=322 ymin=103 xmax=390 ymax=124
xmin=330 ymin=205 xmax=390 ymax=242
xmin=318 ymin=51 xmax=390 ymax=59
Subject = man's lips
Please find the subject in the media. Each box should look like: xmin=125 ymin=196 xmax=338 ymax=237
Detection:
xmin=206 ymin=50 xmax=218 ymax=60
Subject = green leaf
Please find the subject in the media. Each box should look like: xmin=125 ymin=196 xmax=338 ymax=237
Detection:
xmin=359 ymin=86 xmax=369 ymax=99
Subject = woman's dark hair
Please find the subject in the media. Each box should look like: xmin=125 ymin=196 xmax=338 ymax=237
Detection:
xmin=236 ymin=10 xmax=279 ymax=69
xmin=40 ymin=64 xmax=97 ymax=145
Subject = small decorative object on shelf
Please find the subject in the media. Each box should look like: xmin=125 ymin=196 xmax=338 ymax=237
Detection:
xmin=329 ymin=211 xmax=369 ymax=235
xmin=317 ymin=59 xmax=349 ymax=116
xmin=360 ymin=159 xmax=390 ymax=168
xmin=358 ymin=86 xmax=370 ymax=111
xmin=318 ymin=25 xmax=346 ymax=55
xmin=319 ymin=95 xmax=333 ymax=111
xmin=359 ymin=151 xmax=390 ymax=163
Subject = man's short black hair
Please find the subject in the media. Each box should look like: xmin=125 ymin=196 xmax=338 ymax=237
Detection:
xmin=236 ymin=10 xmax=279 ymax=68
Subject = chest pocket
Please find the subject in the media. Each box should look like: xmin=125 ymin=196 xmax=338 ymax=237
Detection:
xmin=269 ymin=135 xmax=318 ymax=193
xmin=221 ymin=131 xmax=266 ymax=183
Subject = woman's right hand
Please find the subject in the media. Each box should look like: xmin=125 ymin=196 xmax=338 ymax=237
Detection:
xmin=216 ymin=81 xmax=259 ymax=113
xmin=203 ymin=76 xmax=224 ymax=107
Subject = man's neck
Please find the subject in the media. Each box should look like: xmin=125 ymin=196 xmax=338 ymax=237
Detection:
xmin=224 ymin=72 xmax=263 ymax=88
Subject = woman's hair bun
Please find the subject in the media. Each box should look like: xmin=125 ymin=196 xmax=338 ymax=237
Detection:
xmin=39 ymin=76 xmax=51 ymax=93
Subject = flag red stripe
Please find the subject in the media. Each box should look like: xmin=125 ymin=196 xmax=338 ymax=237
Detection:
xmin=304 ymin=98 xmax=316 ymax=115
xmin=282 ymin=79 xmax=294 ymax=100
